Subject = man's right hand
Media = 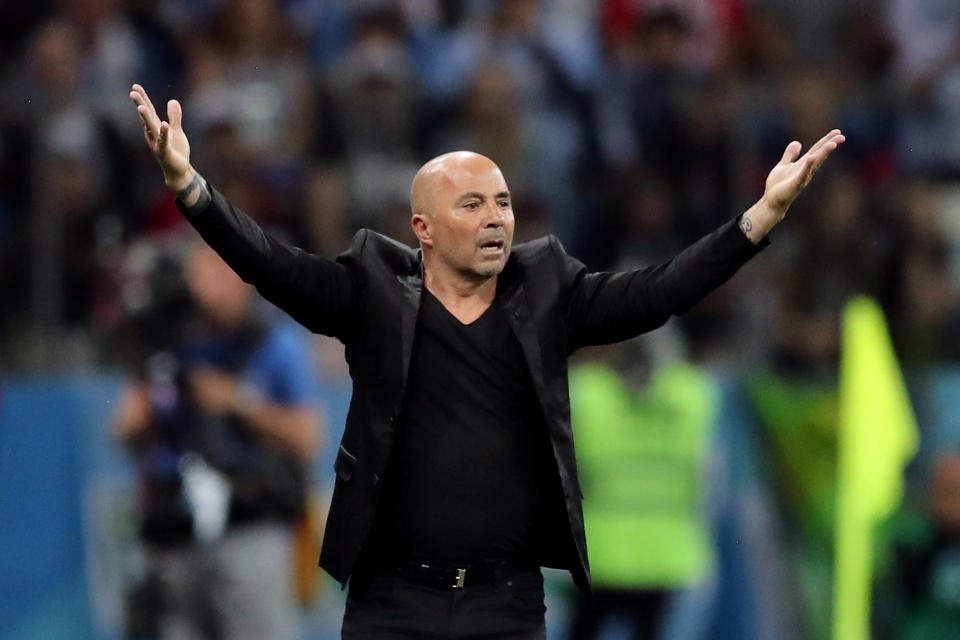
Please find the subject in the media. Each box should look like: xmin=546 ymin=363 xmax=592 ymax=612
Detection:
xmin=129 ymin=83 xmax=194 ymax=192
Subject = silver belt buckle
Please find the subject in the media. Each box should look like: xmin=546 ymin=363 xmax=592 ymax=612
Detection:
xmin=453 ymin=568 xmax=466 ymax=589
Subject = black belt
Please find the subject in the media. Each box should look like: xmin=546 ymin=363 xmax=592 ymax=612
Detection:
xmin=390 ymin=560 xmax=536 ymax=590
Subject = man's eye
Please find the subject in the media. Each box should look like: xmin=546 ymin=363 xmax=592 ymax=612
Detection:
xmin=498 ymin=201 xmax=510 ymax=208
xmin=464 ymin=202 xmax=479 ymax=210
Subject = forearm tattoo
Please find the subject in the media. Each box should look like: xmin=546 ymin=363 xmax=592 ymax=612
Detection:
xmin=177 ymin=173 xmax=211 ymax=210
xmin=738 ymin=214 xmax=753 ymax=236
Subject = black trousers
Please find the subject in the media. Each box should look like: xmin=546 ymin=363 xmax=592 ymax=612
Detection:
xmin=341 ymin=568 xmax=547 ymax=639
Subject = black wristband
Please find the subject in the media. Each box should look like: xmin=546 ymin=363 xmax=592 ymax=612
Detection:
xmin=177 ymin=173 xmax=212 ymax=212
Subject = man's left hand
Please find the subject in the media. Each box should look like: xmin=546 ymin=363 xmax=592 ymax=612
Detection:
xmin=741 ymin=129 xmax=846 ymax=243
xmin=765 ymin=129 xmax=845 ymax=213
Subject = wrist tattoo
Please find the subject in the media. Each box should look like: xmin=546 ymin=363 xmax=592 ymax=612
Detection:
xmin=739 ymin=214 xmax=753 ymax=235
xmin=177 ymin=173 xmax=211 ymax=210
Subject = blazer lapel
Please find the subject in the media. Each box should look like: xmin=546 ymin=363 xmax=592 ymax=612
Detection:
xmin=501 ymin=280 xmax=547 ymax=397
xmin=398 ymin=268 xmax=423 ymax=387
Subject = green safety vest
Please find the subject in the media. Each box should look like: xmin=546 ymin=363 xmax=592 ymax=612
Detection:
xmin=570 ymin=361 xmax=719 ymax=589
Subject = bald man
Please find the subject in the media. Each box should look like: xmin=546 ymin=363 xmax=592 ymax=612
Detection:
xmin=131 ymin=85 xmax=843 ymax=638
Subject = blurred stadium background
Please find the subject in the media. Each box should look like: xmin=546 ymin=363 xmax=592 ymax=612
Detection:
xmin=2 ymin=0 xmax=960 ymax=638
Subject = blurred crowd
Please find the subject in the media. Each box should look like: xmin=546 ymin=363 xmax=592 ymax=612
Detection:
xmin=4 ymin=0 xmax=960 ymax=376
xmin=5 ymin=0 xmax=960 ymax=638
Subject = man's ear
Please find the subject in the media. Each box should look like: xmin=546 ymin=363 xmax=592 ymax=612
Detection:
xmin=411 ymin=213 xmax=433 ymax=247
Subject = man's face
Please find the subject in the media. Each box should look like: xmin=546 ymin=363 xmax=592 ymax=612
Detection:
xmin=416 ymin=154 xmax=515 ymax=279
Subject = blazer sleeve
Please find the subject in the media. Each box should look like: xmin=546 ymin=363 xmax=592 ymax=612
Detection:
xmin=562 ymin=215 xmax=767 ymax=351
xmin=177 ymin=185 xmax=360 ymax=341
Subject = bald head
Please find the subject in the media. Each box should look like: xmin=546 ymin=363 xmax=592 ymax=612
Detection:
xmin=408 ymin=151 xmax=515 ymax=283
xmin=410 ymin=151 xmax=503 ymax=219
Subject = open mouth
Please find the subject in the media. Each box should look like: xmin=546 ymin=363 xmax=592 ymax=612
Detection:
xmin=479 ymin=239 xmax=505 ymax=254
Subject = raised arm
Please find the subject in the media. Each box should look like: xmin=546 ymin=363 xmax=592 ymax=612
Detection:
xmin=130 ymin=84 xmax=196 ymax=197
xmin=129 ymin=84 xmax=357 ymax=339
xmin=739 ymin=129 xmax=846 ymax=242
xmin=566 ymin=130 xmax=845 ymax=350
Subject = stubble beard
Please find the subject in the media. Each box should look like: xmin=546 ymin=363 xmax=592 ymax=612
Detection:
xmin=460 ymin=261 xmax=503 ymax=281
xmin=436 ymin=242 xmax=509 ymax=283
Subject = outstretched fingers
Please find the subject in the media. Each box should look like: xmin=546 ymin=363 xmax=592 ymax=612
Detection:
xmin=133 ymin=84 xmax=159 ymax=118
xmin=766 ymin=129 xmax=845 ymax=209
xmin=797 ymin=134 xmax=845 ymax=189
xmin=130 ymin=85 xmax=161 ymax=142
xmin=781 ymin=130 xmax=845 ymax=171
xmin=135 ymin=105 xmax=158 ymax=141
xmin=798 ymin=154 xmax=817 ymax=187
xmin=805 ymin=129 xmax=842 ymax=158
xmin=780 ymin=140 xmax=802 ymax=165
xmin=807 ymin=132 xmax=845 ymax=174
xmin=803 ymin=130 xmax=845 ymax=162
xmin=167 ymin=99 xmax=183 ymax=132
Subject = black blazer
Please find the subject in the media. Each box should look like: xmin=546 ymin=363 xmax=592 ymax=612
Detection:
xmin=179 ymin=187 xmax=766 ymax=592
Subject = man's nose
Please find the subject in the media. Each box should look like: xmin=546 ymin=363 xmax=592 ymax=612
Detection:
xmin=484 ymin=202 xmax=505 ymax=226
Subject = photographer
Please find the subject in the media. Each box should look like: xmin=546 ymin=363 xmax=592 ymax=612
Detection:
xmin=111 ymin=242 xmax=321 ymax=640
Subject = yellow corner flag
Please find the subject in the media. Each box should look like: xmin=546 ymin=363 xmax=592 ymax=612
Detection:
xmin=833 ymin=296 xmax=919 ymax=640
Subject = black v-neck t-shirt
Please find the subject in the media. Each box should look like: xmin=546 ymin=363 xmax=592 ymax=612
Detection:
xmin=365 ymin=289 xmax=569 ymax=567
